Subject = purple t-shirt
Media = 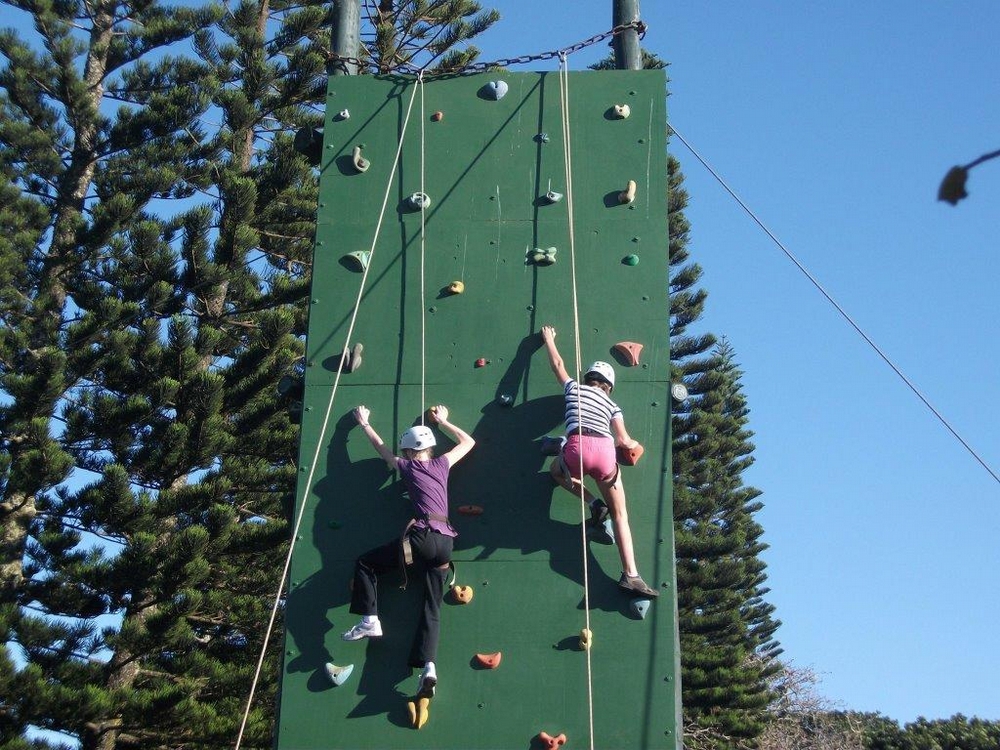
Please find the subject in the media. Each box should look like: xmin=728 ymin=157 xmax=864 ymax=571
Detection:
xmin=397 ymin=455 xmax=456 ymax=537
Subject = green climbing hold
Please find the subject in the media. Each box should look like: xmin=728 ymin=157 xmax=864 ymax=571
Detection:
xmin=622 ymin=254 xmax=639 ymax=266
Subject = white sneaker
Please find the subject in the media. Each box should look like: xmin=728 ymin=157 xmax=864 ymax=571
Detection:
xmin=418 ymin=662 xmax=437 ymax=696
xmin=342 ymin=619 xmax=383 ymax=641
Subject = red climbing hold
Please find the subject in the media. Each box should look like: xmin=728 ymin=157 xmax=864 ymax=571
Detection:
xmin=614 ymin=341 xmax=643 ymax=367
xmin=538 ymin=731 xmax=567 ymax=749
xmin=474 ymin=358 xmax=488 ymax=368
xmin=457 ymin=504 xmax=483 ymax=515
xmin=475 ymin=651 xmax=502 ymax=669
xmin=617 ymin=442 xmax=644 ymax=466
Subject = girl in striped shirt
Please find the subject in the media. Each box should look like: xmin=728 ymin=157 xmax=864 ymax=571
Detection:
xmin=540 ymin=325 xmax=658 ymax=599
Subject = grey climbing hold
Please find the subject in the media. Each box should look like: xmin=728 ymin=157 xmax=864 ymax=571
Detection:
xmin=343 ymin=251 xmax=371 ymax=271
xmin=407 ymin=192 xmax=431 ymax=210
xmin=486 ymin=80 xmax=509 ymax=100
xmin=630 ymin=598 xmax=650 ymax=620
xmin=612 ymin=103 xmax=631 ymax=119
xmin=544 ymin=190 xmax=563 ymax=204
xmin=498 ymin=394 xmax=513 ymax=407
xmin=351 ymin=145 xmax=370 ymax=173
xmin=535 ymin=132 xmax=550 ymax=144
xmin=528 ymin=247 xmax=557 ymax=266
xmin=602 ymin=518 xmax=615 ymax=544
xmin=325 ymin=662 xmax=354 ymax=686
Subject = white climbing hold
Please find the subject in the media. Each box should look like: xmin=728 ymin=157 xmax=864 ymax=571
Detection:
xmin=612 ymin=103 xmax=631 ymax=119
xmin=352 ymin=145 xmax=370 ymax=173
xmin=343 ymin=251 xmax=371 ymax=271
xmin=336 ymin=109 xmax=350 ymax=120
xmin=528 ymin=247 xmax=557 ymax=266
xmin=544 ymin=190 xmax=563 ymax=204
xmin=325 ymin=662 xmax=354 ymax=686
xmin=407 ymin=192 xmax=431 ymax=210
xmin=630 ymin=598 xmax=650 ymax=620
xmin=618 ymin=179 xmax=637 ymax=205
xmin=486 ymin=80 xmax=509 ymax=100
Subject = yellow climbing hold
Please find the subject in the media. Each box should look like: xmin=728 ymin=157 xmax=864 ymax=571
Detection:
xmin=579 ymin=628 xmax=593 ymax=651
xmin=407 ymin=696 xmax=430 ymax=729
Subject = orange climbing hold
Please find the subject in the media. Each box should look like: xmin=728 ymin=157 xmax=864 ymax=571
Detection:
xmin=617 ymin=442 xmax=644 ymax=466
xmin=614 ymin=341 xmax=643 ymax=366
xmin=450 ymin=584 xmax=474 ymax=604
xmin=475 ymin=651 xmax=502 ymax=669
xmin=538 ymin=731 xmax=567 ymax=749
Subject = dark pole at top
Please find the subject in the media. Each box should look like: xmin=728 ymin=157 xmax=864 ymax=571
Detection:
xmin=331 ymin=0 xmax=361 ymax=75
xmin=612 ymin=0 xmax=641 ymax=70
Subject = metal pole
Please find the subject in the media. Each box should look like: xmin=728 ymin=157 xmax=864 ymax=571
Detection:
xmin=612 ymin=0 xmax=641 ymax=70
xmin=331 ymin=0 xmax=360 ymax=75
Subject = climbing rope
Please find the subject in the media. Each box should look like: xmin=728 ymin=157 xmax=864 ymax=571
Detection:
xmin=668 ymin=123 xmax=1000 ymax=487
xmin=558 ymin=53 xmax=597 ymax=750
xmin=419 ymin=72 xmax=427 ymax=423
xmin=233 ymin=78 xmax=424 ymax=750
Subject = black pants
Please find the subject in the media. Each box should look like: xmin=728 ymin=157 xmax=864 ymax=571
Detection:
xmin=349 ymin=526 xmax=452 ymax=668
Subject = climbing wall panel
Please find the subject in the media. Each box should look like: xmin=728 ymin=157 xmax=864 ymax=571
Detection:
xmin=276 ymin=71 xmax=680 ymax=750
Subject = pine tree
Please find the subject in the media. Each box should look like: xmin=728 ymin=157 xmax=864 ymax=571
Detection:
xmin=669 ymin=166 xmax=782 ymax=744
xmin=3 ymin=1 xmax=501 ymax=747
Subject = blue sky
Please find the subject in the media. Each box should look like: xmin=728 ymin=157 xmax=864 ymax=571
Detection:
xmin=471 ymin=1 xmax=1000 ymax=725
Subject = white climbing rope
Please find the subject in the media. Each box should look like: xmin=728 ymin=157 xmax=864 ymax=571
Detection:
xmin=419 ymin=72 xmax=427 ymax=423
xmin=558 ymin=54 xmax=597 ymax=750
xmin=233 ymin=77 xmax=424 ymax=750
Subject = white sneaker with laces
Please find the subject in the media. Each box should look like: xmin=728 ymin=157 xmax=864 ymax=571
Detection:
xmin=342 ymin=619 xmax=383 ymax=641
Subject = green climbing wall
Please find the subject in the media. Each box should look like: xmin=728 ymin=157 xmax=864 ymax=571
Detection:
xmin=276 ymin=70 xmax=680 ymax=750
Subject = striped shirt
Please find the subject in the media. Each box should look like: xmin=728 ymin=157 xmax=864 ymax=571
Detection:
xmin=563 ymin=379 xmax=622 ymax=437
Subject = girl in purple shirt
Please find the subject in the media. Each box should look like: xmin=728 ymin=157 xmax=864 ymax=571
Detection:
xmin=343 ymin=404 xmax=475 ymax=697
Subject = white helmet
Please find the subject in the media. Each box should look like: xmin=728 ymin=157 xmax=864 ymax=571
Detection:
xmin=400 ymin=425 xmax=436 ymax=451
xmin=584 ymin=361 xmax=616 ymax=391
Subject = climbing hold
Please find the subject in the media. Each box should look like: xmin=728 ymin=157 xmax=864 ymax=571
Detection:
xmin=538 ymin=731 xmax=567 ymax=749
xmin=336 ymin=109 xmax=350 ymax=120
xmin=630 ymin=598 xmax=651 ymax=620
xmin=447 ymin=280 xmax=465 ymax=294
xmin=616 ymin=442 xmax=644 ymax=466
xmin=614 ymin=341 xmax=644 ymax=367
xmin=527 ymin=247 xmax=557 ymax=266
xmin=498 ymin=394 xmax=513 ymax=407
xmin=450 ymin=584 xmax=474 ymax=604
xmin=324 ymin=662 xmax=354 ymax=686
xmin=475 ymin=651 xmax=502 ymax=669
xmin=431 ymin=110 xmax=443 ymax=121
xmin=332 ymin=342 xmax=364 ymax=373
xmin=457 ymin=504 xmax=484 ymax=515
xmin=485 ymin=80 xmax=509 ymax=100
xmin=622 ymin=254 xmax=639 ymax=266
xmin=612 ymin=103 xmax=631 ymax=119
xmin=540 ymin=435 xmax=565 ymax=456
xmin=351 ymin=145 xmax=370 ymax=173
xmin=671 ymin=382 xmax=689 ymax=402
xmin=534 ymin=132 xmax=550 ymax=144
xmin=407 ymin=696 xmax=431 ymax=729
xmin=544 ymin=190 xmax=563 ymax=203
xmin=474 ymin=358 xmax=488 ymax=368
xmin=579 ymin=628 xmax=592 ymax=651
xmin=618 ymin=179 xmax=637 ymax=204
xmin=407 ymin=192 xmax=431 ymax=210
xmin=342 ymin=250 xmax=371 ymax=272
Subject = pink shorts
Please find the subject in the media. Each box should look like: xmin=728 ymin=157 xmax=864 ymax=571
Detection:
xmin=561 ymin=434 xmax=617 ymax=483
